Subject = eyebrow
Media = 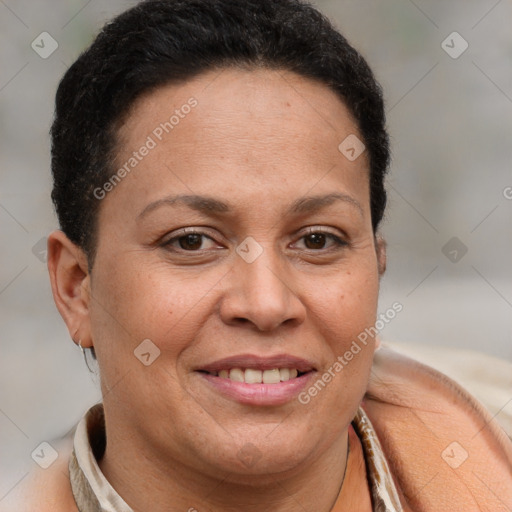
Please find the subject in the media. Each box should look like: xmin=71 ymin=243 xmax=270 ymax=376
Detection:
xmin=137 ymin=192 xmax=363 ymax=220
xmin=290 ymin=193 xmax=363 ymax=217
xmin=138 ymin=194 xmax=230 ymax=220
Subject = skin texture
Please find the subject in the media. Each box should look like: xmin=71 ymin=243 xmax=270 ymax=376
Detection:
xmin=46 ymin=68 xmax=386 ymax=511
xmin=8 ymin=348 xmax=512 ymax=512
xmin=30 ymin=66 xmax=512 ymax=512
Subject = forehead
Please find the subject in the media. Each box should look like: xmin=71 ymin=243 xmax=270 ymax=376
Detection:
xmin=103 ymin=67 xmax=370 ymax=220
xmin=118 ymin=67 xmax=362 ymax=145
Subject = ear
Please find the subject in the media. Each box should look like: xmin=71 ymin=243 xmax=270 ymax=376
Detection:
xmin=47 ymin=230 xmax=93 ymax=349
xmin=375 ymin=234 xmax=387 ymax=277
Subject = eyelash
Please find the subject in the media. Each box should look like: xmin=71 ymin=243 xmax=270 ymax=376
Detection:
xmin=162 ymin=228 xmax=220 ymax=252
xmin=297 ymin=228 xmax=348 ymax=251
xmin=161 ymin=227 xmax=348 ymax=253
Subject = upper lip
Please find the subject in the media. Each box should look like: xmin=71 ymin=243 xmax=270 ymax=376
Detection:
xmin=197 ymin=354 xmax=316 ymax=373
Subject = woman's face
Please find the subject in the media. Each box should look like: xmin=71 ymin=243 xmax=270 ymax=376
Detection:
xmin=83 ymin=68 xmax=385 ymax=478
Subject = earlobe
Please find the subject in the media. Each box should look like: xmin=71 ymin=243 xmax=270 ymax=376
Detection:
xmin=375 ymin=235 xmax=387 ymax=276
xmin=47 ymin=230 xmax=93 ymax=348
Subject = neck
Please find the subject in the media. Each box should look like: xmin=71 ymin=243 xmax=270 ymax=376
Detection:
xmin=98 ymin=420 xmax=369 ymax=512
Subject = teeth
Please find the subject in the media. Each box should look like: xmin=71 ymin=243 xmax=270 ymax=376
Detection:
xmin=245 ymin=369 xmax=262 ymax=384
xmin=279 ymin=368 xmax=290 ymax=381
xmin=215 ymin=367 xmax=302 ymax=384
xmin=263 ymin=369 xmax=281 ymax=384
xmin=229 ymin=368 xmax=244 ymax=382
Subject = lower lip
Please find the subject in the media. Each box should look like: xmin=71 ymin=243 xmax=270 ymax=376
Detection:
xmin=199 ymin=372 xmax=314 ymax=406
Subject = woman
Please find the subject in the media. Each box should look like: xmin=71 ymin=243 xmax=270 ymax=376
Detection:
xmin=13 ymin=0 xmax=512 ymax=510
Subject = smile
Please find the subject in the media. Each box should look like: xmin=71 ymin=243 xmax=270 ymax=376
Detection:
xmin=203 ymin=367 xmax=301 ymax=384
xmin=196 ymin=354 xmax=316 ymax=405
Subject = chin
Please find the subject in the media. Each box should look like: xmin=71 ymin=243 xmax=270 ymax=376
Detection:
xmin=216 ymin=449 xmax=312 ymax=484
xmin=201 ymin=426 xmax=323 ymax=481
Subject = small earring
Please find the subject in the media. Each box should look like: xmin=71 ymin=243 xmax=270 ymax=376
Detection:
xmin=78 ymin=339 xmax=95 ymax=373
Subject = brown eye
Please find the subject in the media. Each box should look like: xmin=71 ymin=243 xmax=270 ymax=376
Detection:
xmin=178 ymin=233 xmax=204 ymax=250
xmin=162 ymin=230 xmax=222 ymax=253
xmin=294 ymin=229 xmax=348 ymax=252
xmin=304 ymin=233 xmax=327 ymax=249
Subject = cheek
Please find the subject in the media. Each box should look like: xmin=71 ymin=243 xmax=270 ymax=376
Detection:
xmin=304 ymin=258 xmax=379 ymax=396
xmin=87 ymin=262 xmax=201 ymax=407
xmin=89 ymin=259 xmax=220 ymax=357
xmin=310 ymin=261 xmax=380 ymax=342
xmin=298 ymin=268 xmax=378 ymax=439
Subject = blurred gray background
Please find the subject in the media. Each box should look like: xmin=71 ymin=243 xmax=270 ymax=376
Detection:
xmin=1 ymin=0 xmax=511 ymax=498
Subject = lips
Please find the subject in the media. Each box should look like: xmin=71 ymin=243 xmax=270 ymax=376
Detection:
xmin=197 ymin=354 xmax=314 ymax=376
xmin=195 ymin=354 xmax=316 ymax=405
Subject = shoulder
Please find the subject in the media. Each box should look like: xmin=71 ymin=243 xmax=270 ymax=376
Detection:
xmin=364 ymin=345 xmax=512 ymax=511
xmin=0 ymin=433 xmax=78 ymax=512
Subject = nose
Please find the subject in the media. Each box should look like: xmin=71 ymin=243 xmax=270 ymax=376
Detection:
xmin=219 ymin=249 xmax=306 ymax=332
